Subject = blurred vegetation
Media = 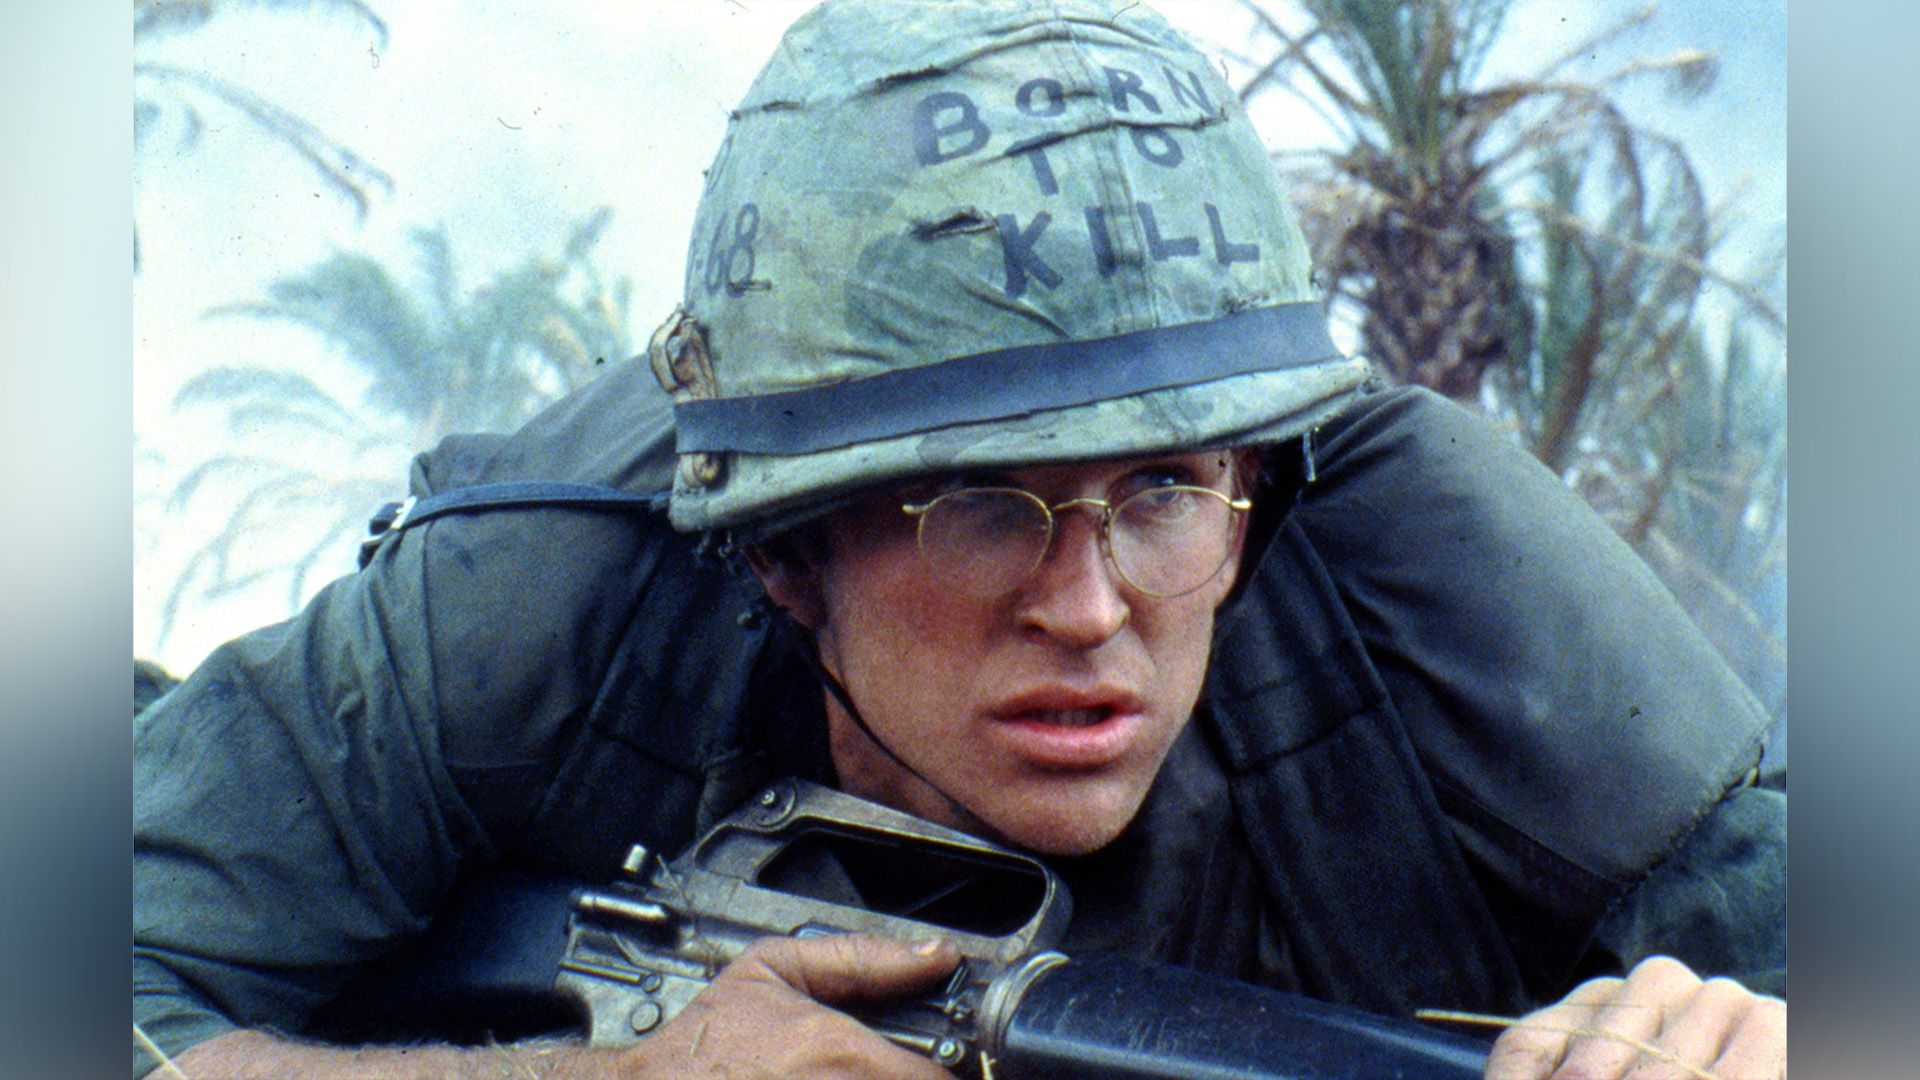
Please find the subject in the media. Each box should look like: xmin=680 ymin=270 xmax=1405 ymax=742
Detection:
xmin=160 ymin=211 xmax=631 ymax=644
xmin=1228 ymin=0 xmax=1786 ymax=735
xmin=134 ymin=0 xmax=392 ymax=268
xmin=137 ymin=0 xmax=1783 ymax=752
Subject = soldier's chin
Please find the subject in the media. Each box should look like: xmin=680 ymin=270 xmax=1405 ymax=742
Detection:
xmin=979 ymin=783 xmax=1147 ymax=857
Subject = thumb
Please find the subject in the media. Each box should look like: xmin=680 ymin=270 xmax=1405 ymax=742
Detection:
xmin=736 ymin=933 xmax=961 ymax=1007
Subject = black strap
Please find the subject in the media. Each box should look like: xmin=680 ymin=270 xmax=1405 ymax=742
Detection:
xmin=673 ymin=302 xmax=1341 ymax=455
xmin=785 ymin=611 xmax=988 ymax=838
xmin=358 ymin=481 xmax=667 ymax=568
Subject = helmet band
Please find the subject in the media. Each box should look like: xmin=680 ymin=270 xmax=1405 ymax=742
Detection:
xmin=674 ymin=300 xmax=1338 ymax=456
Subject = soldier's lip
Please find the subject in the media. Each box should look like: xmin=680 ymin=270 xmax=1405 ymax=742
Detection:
xmin=988 ymin=689 xmax=1146 ymax=768
xmin=992 ymin=686 xmax=1146 ymax=718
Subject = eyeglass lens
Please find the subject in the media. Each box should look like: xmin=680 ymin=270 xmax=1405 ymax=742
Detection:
xmin=914 ymin=487 xmax=1240 ymax=599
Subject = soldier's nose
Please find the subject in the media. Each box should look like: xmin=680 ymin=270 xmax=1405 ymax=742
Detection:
xmin=1013 ymin=513 xmax=1130 ymax=646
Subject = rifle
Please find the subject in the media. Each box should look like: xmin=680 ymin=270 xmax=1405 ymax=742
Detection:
xmin=313 ymin=778 xmax=1489 ymax=1075
xmin=547 ymin=778 xmax=1490 ymax=1078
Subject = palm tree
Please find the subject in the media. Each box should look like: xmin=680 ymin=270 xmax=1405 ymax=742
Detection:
xmin=1234 ymin=1 xmax=1738 ymax=398
xmin=1230 ymin=0 xmax=1786 ymax=737
xmin=161 ymin=210 xmax=632 ymax=640
xmin=134 ymin=0 xmax=392 ymax=267
xmin=1622 ymin=317 xmax=1787 ymax=731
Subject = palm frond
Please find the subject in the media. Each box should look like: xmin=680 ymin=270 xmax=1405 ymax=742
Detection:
xmin=132 ymin=1 xmax=217 ymax=41
xmin=135 ymin=62 xmax=392 ymax=221
xmin=1241 ymin=0 xmax=1783 ymax=727
xmin=1239 ymin=1 xmax=1373 ymax=135
xmin=207 ymin=252 xmax=439 ymax=419
xmin=134 ymin=0 xmax=387 ymax=48
xmin=563 ymin=208 xmax=615 ymax=265
xmin=174 ymin=365 xmax=351 ymax=416
xmin=168 ymin=453 xmax=289 ymax=510
xmin=410 ymin=226 xmax=461 ymax=336
xmin=164 ymin=211 xmax=635 ymax=628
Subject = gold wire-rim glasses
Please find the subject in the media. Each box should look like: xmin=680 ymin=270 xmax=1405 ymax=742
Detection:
xmin=900 ymin=485 xmax=1253 ymax=600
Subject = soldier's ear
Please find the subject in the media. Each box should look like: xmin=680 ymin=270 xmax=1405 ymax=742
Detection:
xmin=744 ymin=538 xmax=828 ymax=631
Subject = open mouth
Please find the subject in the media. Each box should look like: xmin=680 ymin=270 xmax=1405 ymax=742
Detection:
xmin=990 ymin=699 xmax=1142 ymax=769
xmin=1014 ymin=706 xmax=1113 ymax=728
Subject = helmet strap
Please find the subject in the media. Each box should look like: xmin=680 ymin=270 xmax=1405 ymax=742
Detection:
xmin=787 ymin=616 xmax=985 ymax=838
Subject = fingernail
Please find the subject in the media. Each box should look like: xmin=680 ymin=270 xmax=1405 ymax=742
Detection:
xmin=914 ymin=938 xmax=948 ymax=956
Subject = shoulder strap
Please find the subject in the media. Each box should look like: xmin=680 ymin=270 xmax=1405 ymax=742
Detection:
xmin=358 ymin=481 xmax=670 ymax=568
xmin=1205 ymin=517 xmax=1530 ymax=1017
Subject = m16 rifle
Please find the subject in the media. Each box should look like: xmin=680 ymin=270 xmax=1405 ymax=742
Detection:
xmin=551 ymin=777 xmax=1490 ymax=1078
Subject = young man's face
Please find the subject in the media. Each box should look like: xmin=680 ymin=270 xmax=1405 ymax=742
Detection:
xmin=756 ymin=451 xmax=1248 ymax=856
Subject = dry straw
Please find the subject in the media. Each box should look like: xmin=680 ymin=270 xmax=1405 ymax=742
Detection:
xmin=133 ymin=1022 xmax=192 ymax=1080
xmin=1416 ymin=1008 xmax=1723 ymax=1080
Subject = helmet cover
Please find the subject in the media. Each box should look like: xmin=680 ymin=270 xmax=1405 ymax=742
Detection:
xmin=654 ymin=0 xmax=1367 ymax=532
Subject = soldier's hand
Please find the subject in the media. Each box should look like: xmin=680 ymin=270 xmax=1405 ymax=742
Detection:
xmin=625 ymin=932 xmax=962 ymax=1079
xmin=1484 ymin=955 xmax=1785 ymax=1078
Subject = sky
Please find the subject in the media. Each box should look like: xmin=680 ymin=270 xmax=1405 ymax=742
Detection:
xmin=132 ymin=0 xmax=1786 ymax=674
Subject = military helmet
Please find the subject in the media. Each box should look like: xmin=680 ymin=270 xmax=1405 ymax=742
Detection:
xmin=651 ymin=0 xmax=1367 ymax=533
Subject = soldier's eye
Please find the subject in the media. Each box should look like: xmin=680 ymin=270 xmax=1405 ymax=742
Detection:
xmin=1116 ymin=462 xmax=1200 ymax=498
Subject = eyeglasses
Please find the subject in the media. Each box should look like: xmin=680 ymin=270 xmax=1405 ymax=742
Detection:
xmin=900 ymin=485 xmax=1252 ymax=600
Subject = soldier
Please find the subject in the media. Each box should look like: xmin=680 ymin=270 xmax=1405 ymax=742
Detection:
xmin=134 ymin=1 xmax=1785 ymax=1077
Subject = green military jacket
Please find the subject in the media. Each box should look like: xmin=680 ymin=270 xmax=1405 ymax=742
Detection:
xmin=133 ymin=368 xmax=1782 ymax=1077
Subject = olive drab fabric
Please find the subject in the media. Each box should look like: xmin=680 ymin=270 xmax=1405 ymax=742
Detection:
xmin=1205 ymin=388 xmax=1773 ymax=1012
xmin=132 ymin=2 xmax=1782 ymax=1073
xmin=133 ymin=367 xmax=1777 ymax=1076
xmin=658 ymin=0 xmax=1369 ymax=532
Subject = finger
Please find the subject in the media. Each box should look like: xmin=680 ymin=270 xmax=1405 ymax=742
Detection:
xmin=783 ymin=1004 xmax=960 ymax=1080
xmin=653 ymin=985 xmax=956 ymax=1080
xmin=1486 ymin=976 xmax=1623 ymax=1078
xmin=1706 ymin=993 xmax=1787 ymax=1080
xmin=1553 ymin=956 xmax=1700 ymax=1079
xmin=737 ymin=933 xmax=961 ymax=1006
xmin=1623 ymin=977 xmax=1759 ymax=1079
